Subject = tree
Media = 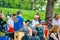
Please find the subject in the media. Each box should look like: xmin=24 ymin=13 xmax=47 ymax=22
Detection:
xmin=45 ymin=0 xmax=57 ymax=23
xmin=31 ymin=0 xmax=34 ymax=10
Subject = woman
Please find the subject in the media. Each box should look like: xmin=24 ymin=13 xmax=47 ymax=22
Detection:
xmin=49 ymin=25 xmax=59 ymax=40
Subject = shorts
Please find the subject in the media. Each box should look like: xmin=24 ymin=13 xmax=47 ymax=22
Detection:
xmin=15 ymin=27 xmax=30 ymax=35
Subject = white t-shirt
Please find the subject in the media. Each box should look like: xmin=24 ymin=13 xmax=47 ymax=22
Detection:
xmin=31 ymin=20 xmax=39 ymax=28
xmin=52 ymin=19 xmax=60 ymax=27
xmin=7 ymin=19 xmax=14 ymax=30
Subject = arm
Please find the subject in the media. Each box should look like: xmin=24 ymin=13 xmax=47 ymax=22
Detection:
xmin=23 ymin=22 xmax=26 ymax=26
xmin=8 ymin=24 xmax=13 ymax=28
xmin=8 ymin=20 xmax=13 ymax=28
xmin=21 ymin=17 xmax=26 ymax=27
xmin=50 ymin=33 xmax=58 ymax=40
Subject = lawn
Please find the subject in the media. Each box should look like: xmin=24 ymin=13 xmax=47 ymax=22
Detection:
xmin=0 ymin=7 xmax=45 ymax=20
xmin=0 ymin=7 xmax=60 ymax=20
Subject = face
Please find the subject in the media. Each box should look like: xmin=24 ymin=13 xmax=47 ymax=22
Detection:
xmin=56 ymin=15 xmax=59 ymax=19
xmin=0 ymin=13 xmax=4 ymax=19
xmin=34 ymin=17 xmax=38 ymax=21
xmin=12 ymin=16 xmax=16 ymax=20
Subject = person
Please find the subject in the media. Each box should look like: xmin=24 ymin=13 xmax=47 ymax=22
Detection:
xmin=49 ymin=25 xmax=59 ymax=40
xmin=58 ymin=28 xmax=60 ymax=40
xmin=47 ymin=17 xmax=52 ymax=29
xmin=6 ymin=12 xmax=11 ymax=20
xmin=37 ymin=21 xmax=49 ymax=40
xmin=36 ymin=13 xmax=41 ymax=23
xmin=31 ymin=15 xmax=39 ymax=36
xmin=44 ymin=25 xmax=49 ymax=40
xmin=0 ymin=11 xmax=6 ymax=32
xmin=14 ymin=11 xmax=32 ymax=36
xmin=7 ymin=14 xmax=16 ymax=32
xmin=52 ymin=14 xmax=60 ymax=28
xmin=7 ymin=14 xmax=16 ymax=40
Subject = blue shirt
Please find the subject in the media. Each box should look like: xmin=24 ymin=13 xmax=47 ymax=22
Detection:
xmin=14 ymin=16 xmax=24 ymax=31
xmin=38 ymin=18 xmax=41 ymax=23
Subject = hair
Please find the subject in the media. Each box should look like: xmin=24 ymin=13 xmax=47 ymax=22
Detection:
xmin=59 ymin=28 xmax=60 ymax=32
xmin=17 ymin=11 xmax=22 ymax=15
xmin=12 ymin=14 xmax=16 ymax=17
xmin=36 ymin=12 xmax=40 ymax=16
xmin=50 ymin=25 xmax=59 ymax=33
xmin=54 ymin=14 xmax=59 ymax=18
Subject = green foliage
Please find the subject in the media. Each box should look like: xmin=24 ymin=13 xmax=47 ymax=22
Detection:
xmin=0 ymin=0 xmax=47 ymax=10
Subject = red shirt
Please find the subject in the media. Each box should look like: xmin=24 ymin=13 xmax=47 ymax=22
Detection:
xmin=44 ymin=29 xmax=48 ymax=37
xmin=8 ymin=28 xmax=14 ymax=32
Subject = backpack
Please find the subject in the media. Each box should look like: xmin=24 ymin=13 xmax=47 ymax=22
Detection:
xmin=21 ymin=35 xmax=40 ymax=40
xmin=36 ymin=26 xmax=44 ymax=40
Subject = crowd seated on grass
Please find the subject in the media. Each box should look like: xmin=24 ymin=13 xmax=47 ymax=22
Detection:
xmin=0 ymin=10 xmax=60 ymax=40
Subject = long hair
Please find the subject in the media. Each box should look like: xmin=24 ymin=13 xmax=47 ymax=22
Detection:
xmin=50 ymin=25 xmax=59 ymax=33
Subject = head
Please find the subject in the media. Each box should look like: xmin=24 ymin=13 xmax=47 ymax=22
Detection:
xmin=12 ymin=14 xmax=16 ymax=20
xmin=55 ymin=14 xmax=59 ymax=20
xmin=17 ymin=11 xmax=22 ymax=16
xmin=36 ymin=13 xmax=40 ymax=18
xmin=47 ymin=17 xmax=52 ymax=23
xmin=0 ymin=12 xmax=4 ymax=19
xmin=34 ymin=15 xmax=39 ymax=21
xmin=41 ymin=20 xmax=46 ymax=25
xmin=50 ymin=25 xmax=59 ymax=33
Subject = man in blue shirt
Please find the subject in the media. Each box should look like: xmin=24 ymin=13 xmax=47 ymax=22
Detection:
xmin=14 ymin=11 xmax=26 ymax=31
xmin=14 ymin=11 xmax=32 ymax=36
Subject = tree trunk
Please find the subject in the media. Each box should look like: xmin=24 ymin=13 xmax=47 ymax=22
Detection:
xmin=2 ymin=0 xmax=5 ymax=7
xmin=45 ymin=0 xmax=56 ymax=23
xmin=31 ymin=0 xmax=34 ymax=10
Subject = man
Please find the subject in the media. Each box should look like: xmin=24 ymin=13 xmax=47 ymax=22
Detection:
xmin=6 ymin=12 xmax=11 ymax=20
xmin=0 ymin=12 xmax=6 ymax=32
xmin=32 ymin=15 xmax=39 ymax=27
xmin=14 ymin=11 xmax=32 ymax=36
xmin=31 ymin=15 xmax=39 ymax=36
xmin=7 ymin=14 xmax=16 ymax=32
xmin=52 ymin=14 xmax=60 ymax=28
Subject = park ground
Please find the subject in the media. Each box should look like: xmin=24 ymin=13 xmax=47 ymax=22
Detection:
xmin=0 ymin=7 xmax=60 ymax=21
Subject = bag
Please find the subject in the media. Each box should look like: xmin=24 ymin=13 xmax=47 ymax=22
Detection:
xmin=22 ymin=35 xmax=40 ymax=40
xmin=36 ymin=26 xmax=44 ymax=40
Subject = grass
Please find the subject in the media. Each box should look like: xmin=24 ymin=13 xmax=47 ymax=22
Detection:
xmin=0 ymin=7 xmax=60 ymax=21
xmin=0 ymin=7 xmax=45 ymax=20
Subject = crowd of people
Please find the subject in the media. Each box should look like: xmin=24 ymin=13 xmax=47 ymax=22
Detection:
xmin=0 ymin=10 xmax=60 ymax=40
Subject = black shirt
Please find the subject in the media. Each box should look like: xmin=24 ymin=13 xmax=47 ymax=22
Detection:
xmin=49 ymin=32 xmax=58 ymax=40
xmin=0 ymin=18 xmax=6 ymax=31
